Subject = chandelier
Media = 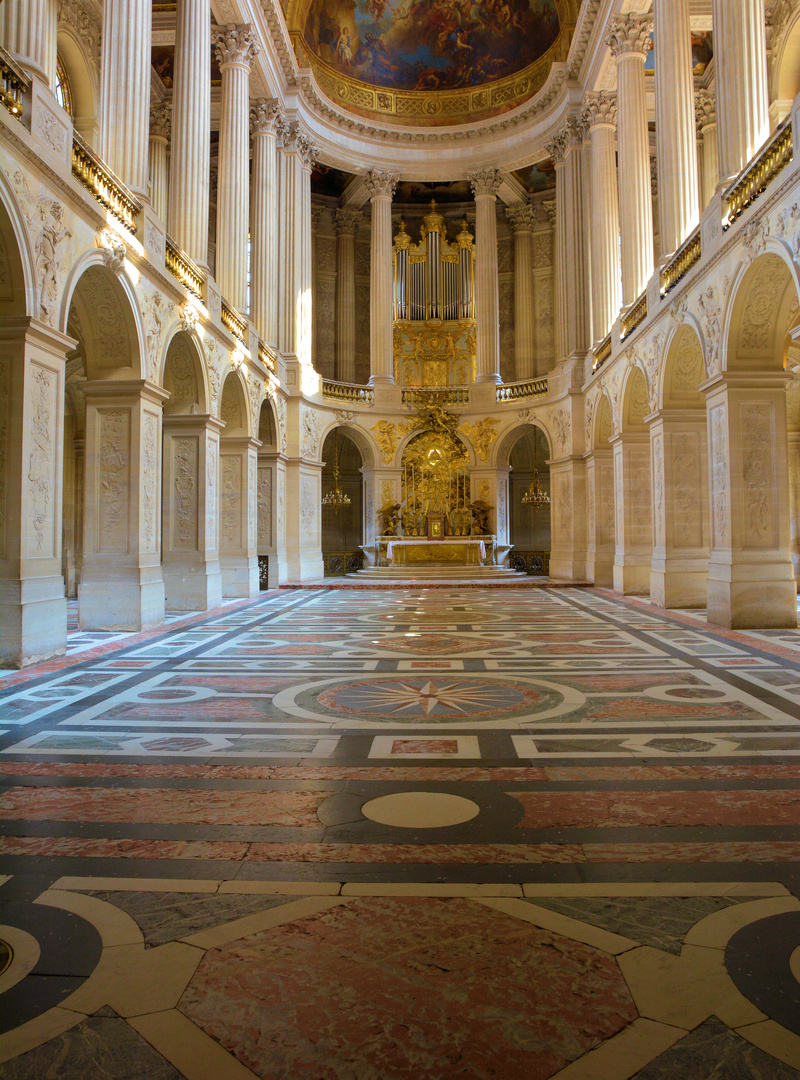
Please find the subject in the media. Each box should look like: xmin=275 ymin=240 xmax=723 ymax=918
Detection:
xmin=521 ymin=437 xmax=550 ymax=508
xmin=321 ymin=433 xmax=351 ymax=514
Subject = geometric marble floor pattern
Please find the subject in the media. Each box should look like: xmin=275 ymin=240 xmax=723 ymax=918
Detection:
xmin=2 ymin=586 xmax=800 ymax=1078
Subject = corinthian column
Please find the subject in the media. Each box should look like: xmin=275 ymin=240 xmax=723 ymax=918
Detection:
xmin=505 ymin=205 xmax=536 ymax=381
xmin=98 ymin=0 xmax=151 ymax=197
xmin=654 ymin=0 xmax=700 ymax=257
xmin=547 ymin=118 xmax=589 ymax=361
xmin=214 ymin=25 xmax=259 ymax=312
xmin=334 ymin=208 xmax=362 ymax=383
xmin=278 ymin=125 xmax=316 ymax=366
xmin=2 ymin=0 xmax=57 ymax=84
xmin=250 ymin=99 xmax=282 ymax=348
xmin=149 ymin=102 xmax=171 ymax=224
xmin=696 ymin=90 xmax=720 ymax=210
xmin=169 ymin=0 xmax=210 ymax=267
xmin=366 ymin=170 xmax=399 ymax=386
xmin=297 ymin=136 xmax=316 ymax=368
xmin=608 ymin=14 xmax=653 ymax=304
xmin=583 ymin=93 xmax=621 ymax=342
xmin=468 ymin=168 xmax=502 ymax=384
xmin=712 ymin=0 xmax=770 ymax=183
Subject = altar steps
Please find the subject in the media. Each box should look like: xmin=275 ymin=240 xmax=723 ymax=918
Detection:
xmin=349 ymin=565 xmax=528 ymax=581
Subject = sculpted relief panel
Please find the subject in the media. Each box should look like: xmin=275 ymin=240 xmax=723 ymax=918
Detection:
xmin=27 ymin=365 xmax=58 ymax=557
xmin=221 ymin=455 xmax=242 ymax=551
xmin=141 ymin=412 xmax=159 ymax=554
xmin=740 ymin=402 xmax=775 ymax=548
xmin=172 ymin=436 xmax=199 ymax=550
xmin=258 ymin=466 xmax=273 ymax=549
xmin=98 ymin=409 xmax=130 ymax=552
xmin=0 ymin=361 xmax=8 ymax=558
xmin=710 ymin=405 xmax=728 ymax=547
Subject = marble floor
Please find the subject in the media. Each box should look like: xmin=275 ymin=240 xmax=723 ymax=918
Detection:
xmin=2 ymin=585 xmax=800 ymax=1078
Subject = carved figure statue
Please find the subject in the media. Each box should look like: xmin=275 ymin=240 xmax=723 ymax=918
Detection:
xmin=379 ymin=501 xmax=402 ymax=536
xmin=469 ymin=499 xmax=492 ymax=536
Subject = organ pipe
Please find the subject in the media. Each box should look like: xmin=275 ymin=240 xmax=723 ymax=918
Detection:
xmin=393 ymin=203 xmax=475 ymax=323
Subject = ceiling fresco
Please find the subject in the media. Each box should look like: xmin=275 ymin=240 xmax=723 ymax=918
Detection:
xmin=287 ymin=0 xmax=575 ymax=127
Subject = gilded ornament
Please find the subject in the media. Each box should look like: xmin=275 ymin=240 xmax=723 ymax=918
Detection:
xmin=459 ymin=417 xmax=499 ymax=462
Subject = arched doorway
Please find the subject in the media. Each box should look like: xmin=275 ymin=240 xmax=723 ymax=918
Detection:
xmin=321 ymin=428 xmax=363 ymax=575
xmin=256 ymin=398 xmax=280 ymax=589
xmin=218 ymin=371 xmax=258 ymax=597
xmin=507 ymin=426 xmax=551 ymax=574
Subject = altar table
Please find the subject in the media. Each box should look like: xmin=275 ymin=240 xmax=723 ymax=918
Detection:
xmin=385 ymin=539 xmax=487 ymax=565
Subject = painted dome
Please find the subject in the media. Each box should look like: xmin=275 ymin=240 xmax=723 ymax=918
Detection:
xmin=286 ymin=0 xmax=575 ymax=127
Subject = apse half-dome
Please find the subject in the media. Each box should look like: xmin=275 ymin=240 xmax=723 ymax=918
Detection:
xmin=286 ymin=0 xmax=576 ymax=127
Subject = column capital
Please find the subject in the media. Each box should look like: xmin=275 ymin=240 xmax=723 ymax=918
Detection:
xmin=296 ymin=133 xmax=317 ymax=171
xmin=214 ymin=23 xmax=259 ymax=69
xmin=607 ymin=13 xmax=652 ymax=59
xmin=365 ymin=169 xmax=399 ymax=199
xmin=582 ymin=91 xmax=617 ymax=130
xmin=468 ymin=168 xmax=502 ymax=198
xmin=546 ymin=115 xmax=584 ymax=165
xmin=505 ymin=204 xmax=537 ymax=233
xmin=695 ymin=89 xmax=717 ymax=131
xmin=543 ymin=199 xmax=556 ymax=228
xmin=334 ymin=207 xmax=363 ymax=236
xmin=250 ymin=98 xmax=283 ymax=137
xmin=149 ymin=100 xmax=171 ymax=140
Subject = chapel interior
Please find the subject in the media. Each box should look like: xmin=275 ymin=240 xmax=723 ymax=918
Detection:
xmin=3 ymin=0 xmax=800 ymax=1077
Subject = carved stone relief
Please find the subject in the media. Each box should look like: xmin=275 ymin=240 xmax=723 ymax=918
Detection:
xmin=710 ymin=405 xmax=728 ymax=546
xmin=652 ymin=433 xmax=665 ymax=547
xmin=741 ymin=261 xmax=787 ymax=353
xmin=221 ymin=455 xmax=242 ymax=550
xmin=141 ymin=290 xmax=169 ymax=382
xmin=552 ymin=407 xmax=571 ymax=454
xmin=27 ymin=365 xmax=57 ymax=555
xmin=13 ymin=171 xmax=72 ymax=327
xmin=98 ymin=409 xmax=130 ymax=552
xmin=206 ymin=441 xmax=217 ymax=546
xmin=0 ymin=360 xmax=8 ymax=558
xmin=258 ymin=466 xmax=272 ymax=548
xmin=172 ymin=436 xmax=198 ymax=550
xmin=299 ymin=473 xmax=317 ymax=541
xmin=741 ymin=402 xmax=774 ymax=547
xmin=698 ymin=286 xmax=723 ymax=376
xmin=248 ymin=453 xmax=257 ymax=549
xmin=300 ymin=405 xmax=322 ymax=459
xmin=220 ymin=377 xmax=242 ymax=430
xmin=163 ymin=335 xmax=198 ymax=409
xmin=141 ymin=412 xmax=159 ymax=553
xmin=673 ymin=432 xmax=702 ymax=548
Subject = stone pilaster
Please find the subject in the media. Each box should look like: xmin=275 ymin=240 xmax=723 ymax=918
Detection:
xmin=99 ymin=0 xmax=151 ymax=198
xmin=250 ymin=100 xmax=282 ymax=348
xmin=366 ymin=170 xmax=399 ymax=386
xmin=586 ymin=448 xmax=615 ymax=587
xmin=215 ymin=25 xmax=259 ymax=313
xmin=505 ymin=205 xmax=537 ymax=382
xmin=611 ymin=433 xmax=652 ymax=595
xmin=468 ymin=168 xmax=503 ymax=384
xmin=334 ymin=208 xmax=362 ymax=383
xmin=712 ymin=0 xmax=770 ymax=183
xmin=149 ymin=101 xmax=171 ymax=224
xmin=546 ymin=117 xmax=589 ymax=362
xmin=695 ymin=91 xmax=720 ymax=210
xmin=608 ymin=14 xmax=654 ymax=304
xmin=219 ymin=435 xmax=260 ymax=597
xmin=169 ymin=0 xmax=210 ymax=267
xmin=653 ymin=0 xmax=700 ymax=257
xmin=582 ymin=93 xmax=621 ymax=343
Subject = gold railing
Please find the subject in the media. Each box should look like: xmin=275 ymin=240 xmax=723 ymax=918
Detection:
xmin=0 ymin=45 xmax=28 ymax=120
xmin=592 ymin=333 xmax=612 ymax=373
xmin=496 ymin=378 xmax=548 ymax=402
xmin=402 ymin=386 xmax=469 ymax=406
xmin=164 ymin=236 xmax=205 ymax=298
xmin=621 ymin=293 xmax=648 ymax=340
xmin=660 ymin=227 xmax=702 ymax=297
xmin=258 ymin=340 xmax=276 ymax=373
xmin=322 ymin=379 xmax=374 ymax=405
xmin=725 ymin=117 xmax=794 ymax=227
xmin=221 ymin=298 xmax=247 ymax=343
xmin=71 ymin=133 xmax=141 ymax=234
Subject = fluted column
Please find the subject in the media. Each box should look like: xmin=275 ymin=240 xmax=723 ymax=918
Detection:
xmin=334 ymin=208 xmax=362 ymax=383
xmin=169 ymin=0 xmax=210 ymax=267
xmin=696 ymin=91 xmax=720 ymax=211
xmin=278 ymin=124 xmax=300 ymax=359
xmin=505 ymin=205 xmax=536 ymax=381
xmin=654 ymin=0 xmax=700 ymax=257
xmin=298 ymin=138 xmax=316 ymax=368
xmin=2 ymin=0 xmax=57 ymax=85
xmin=366 ymin=170 xmax=399 ymax=386
xmin=712 ymin=0 xmax=770 ymax=183
xmin=608 ymin=14 xmax=654 ymax=304
xmin=547 ymin=118 xmax=589 ymax=361
xmin=214 ymin=25 xmax=258 ymax=313
xmin=250 ymin=100 xmax=282 ymax=349
xmin=98 ymin=0 xmax=151 ymax=198
xmin=583 ymin=94 xmax=621 ymax=342
xmin=468 ymin=169 xmax=502 ymax=384
xmin=149 ymin=102 xmax=171 ymax=224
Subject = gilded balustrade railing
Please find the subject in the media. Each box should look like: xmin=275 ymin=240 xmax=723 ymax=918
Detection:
xmin=660 ymin=227 xmax=702 ymax=297
xmin=621 ymin=292 xmax=648 ymax=340
xmin=402 ymin=386 xmax=469 ymax=406
xmin=221 ymin=298 xmax=247 ymax=343
xmin=592 ymin=333 xmax=612 ymax=373
xmin=322 ymin=380 xmax=374 ymax=405
xmin=71 ymin=134 xmax=141 ymax=234
xmin=725 ymin=118 xmax=794 ymax=227
xmin=164 ymin=237 xmax=205 ymax=298
xmin=496 ymin=378 xmax=548 ymax=403
xmin=258 ymin=341 xmax=276 ymax=373
xmin=0 ymin=46 xmax=28 ymax=120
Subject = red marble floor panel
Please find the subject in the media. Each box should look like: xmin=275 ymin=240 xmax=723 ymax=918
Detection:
xmin=180 ymin=897 xmax=636 ymax=1080
xmin=99 ymin=701 xmax=270 ymax=722
xmin=390 ymin=739 xmax=460 ymax=754
xmin=583 ymin=700 xmax=759 ymax=721
xmin=0 ymin=786 xmax=328 ymax=827
xmin=243 ymin=844 xmax=587 ymax=864
xmin=1 ymin=837 xmax=249 ymax=860
xmin=511 ymin=789 xmax=800 ymax=829
xmin=584 ymin=841 xmax=800 ymax=862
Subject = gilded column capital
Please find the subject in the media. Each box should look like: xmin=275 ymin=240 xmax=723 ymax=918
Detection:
xmin=250 ymin=98 xmax=283 ymax=137
xmin=334 ymin=207 xmax=363 ymax=236
xmin=505 ymin=205 xmax=537 ymax=233
xmin=214 ymin=24 xmax=259 ymax=69
xmin=149 ymin=100 xmax=171 ymax=141
xmin=468 ymin=168 xmax=502 ymax=198
xmin=607 ymin=14 xmax=652 ymax=59
xmin=582 ymin=91 xmax=617 ymax=130
xmin=365 ymin=169 xmax=399 ymax=199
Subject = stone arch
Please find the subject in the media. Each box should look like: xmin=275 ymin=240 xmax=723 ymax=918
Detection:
xmin=661 ymin=324 xmax=706 ymax=409
xmin=621 ymin=365 xmax=650 ymax=431
xmin=321 ymin=427 xmax=364 ymax=566
xmin=587 ymin=394 xmax=615 ymax=587
xmin=506 ymin=424 xmax=552 ymax=574
xmin=396 ymin=423 xmax=475 ymax=470
xmin=0 ymin=169 xmax=38 ymax=318
xmin=614 ymin=364 xmax=652 ymax=594
xmin=162 ymin=330 xmax=208 ymax=415
xmin=56 ymin=25 xmax=99 ymax=143
xmin=773 ymin=10 xmax=800 ymax=110
xmin=592 ymin=393 xmax=614 ymax=451
xmin=320 ymin=419 xmax=379 ymax=471
xmin=724 ymin=251 xmax=800 ymax=374
xmin=493 ymin=420 xmax=552 ymax=470
xmin=219 ymin=370 xmax=249 ymax=436
xmin=62 ymin=257 xmax=144 ymax=380
xmin=258 ymin=398 xmax=278 ymax=449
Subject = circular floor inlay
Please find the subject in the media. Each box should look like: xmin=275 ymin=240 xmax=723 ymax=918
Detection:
xmin=361 ymin=792 xmax=480 ymax=828
xmin=0 ymin=941 xmax=12 ymax=977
